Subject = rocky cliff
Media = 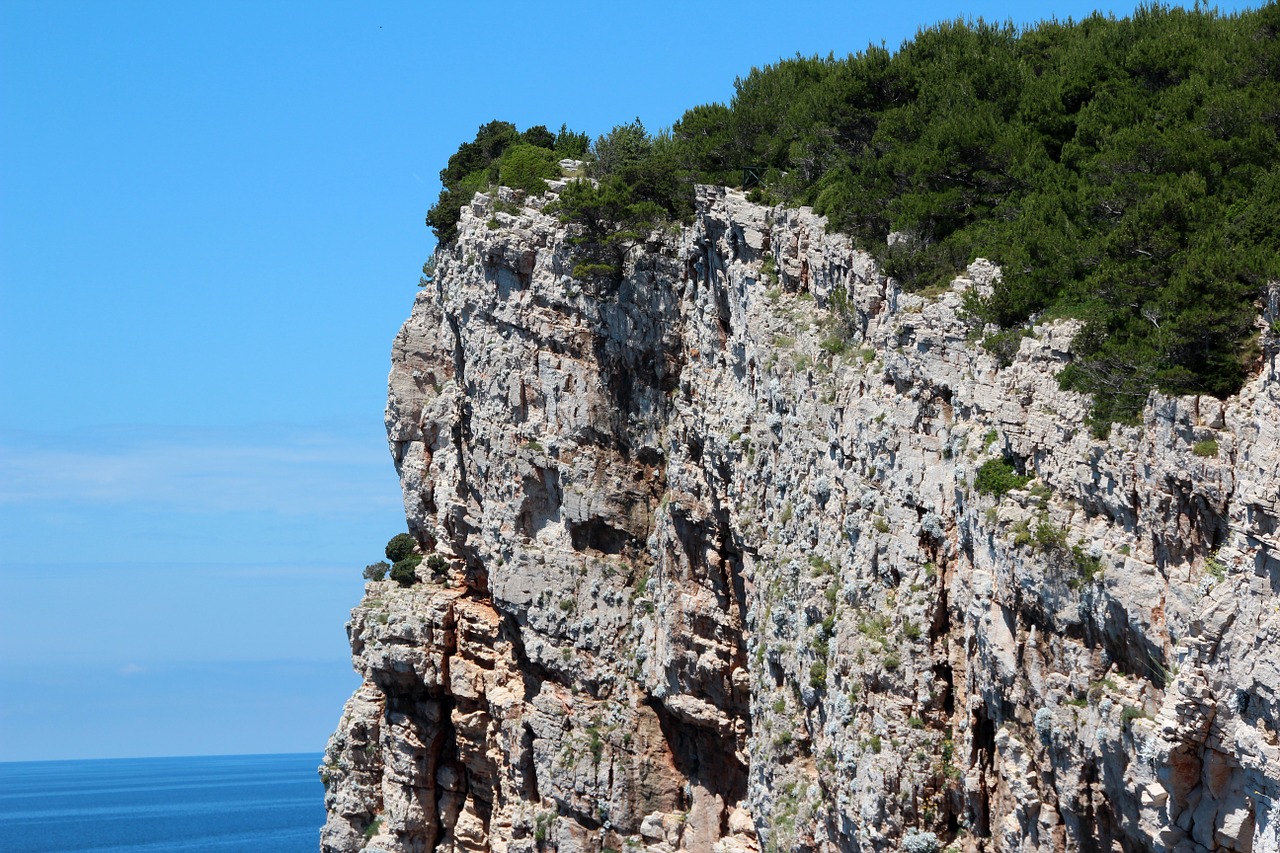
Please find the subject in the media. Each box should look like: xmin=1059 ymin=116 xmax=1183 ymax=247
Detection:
xmin=320 ymin=183 xmax=1280 ymax=853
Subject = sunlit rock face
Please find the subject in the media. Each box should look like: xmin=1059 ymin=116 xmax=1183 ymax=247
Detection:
xmin=320 ymin=184 xmax=1280 ymax=853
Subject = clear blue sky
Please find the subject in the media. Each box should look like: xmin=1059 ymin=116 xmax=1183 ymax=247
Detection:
xmin=0 ymin=0 xmax=1258 ymax=761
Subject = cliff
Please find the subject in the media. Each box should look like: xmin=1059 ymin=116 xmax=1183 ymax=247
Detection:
xmin=320 ymin=183 xmax=1280 ymax=853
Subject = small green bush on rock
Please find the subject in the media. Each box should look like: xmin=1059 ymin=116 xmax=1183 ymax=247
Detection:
xmin=385 ymin=533 xmax=416 ymax=563
xmin=974 ymin=458 xmax=1032 ymax=497
xmin=363 ymin=561 xmax=389 ymax=581
xmin=498 ymin=143 xmax=561 ymax=195
xmin=809 ymin=660 xmax=828 ymax=689
xmin=426 ymin=554 xmax=448 ymax=577
xmin=1192 ymin=439 xmax=1219 ymax=458
xmin=390 ymin=555 xmax=422 ymax=587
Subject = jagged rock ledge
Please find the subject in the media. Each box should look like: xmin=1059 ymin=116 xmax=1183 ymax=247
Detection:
xmin=320 ymin=184 xmax=1280 ymax=853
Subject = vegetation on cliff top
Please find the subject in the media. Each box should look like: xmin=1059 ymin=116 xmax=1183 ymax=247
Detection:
xmin=426 ymin=4 xmax=1279 ymax=427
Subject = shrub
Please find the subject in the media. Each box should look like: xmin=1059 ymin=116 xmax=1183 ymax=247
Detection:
xmin=1033 ymin=520 xmax=1068 ymax=552
xmin=808 ymin=554 xmax=833 ymax=575
xmin=1205 ymin=551 xmax=1226 ymax=581
xmin=534 ymin=810 xmax=554 ymax=843
xmin=498 ymin=143 xmax=560 ymax=194
xmin=858 ymin=614 xmax=890 ymax=639
xmin=760 ymin=254 xmax=779 ymax=285
xmin=1120 ymin=705 xmax=1149 ymax=726
xmin=974 ymin=458 xmax=1032 ymax=497
xmin=820 ymin=335 xmax=848 ymax=355
xmin=385 ymin=533 xmax=416 ymax=563
xmin=588 ymin=727 xmax=604 ymax=764
xmin=362 ymin=561 xmax=389 ymax=582
xmin=426 ymin=554 xmax=448 ymax=577
xmin=1072 ymin=546 xmax=1103 ymax=585
xmin=390 ymin=555 xmax=421 ymax=587
xmin=1011 ymin=519 xmax=1032 ymax=548
xmin=426 ymin=121 xmax=597 ymax=244
xmin=982 ymin=328 xmax=1023 ymax=368
xmin=1192 ymin=439 xmax=1219 ymax=458
xmin=809 ymin=660 xmax=828 ymax=689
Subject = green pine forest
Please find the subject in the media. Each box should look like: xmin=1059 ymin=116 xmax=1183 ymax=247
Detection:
xmin=426 ymin=3 xmax=1279 ymax=429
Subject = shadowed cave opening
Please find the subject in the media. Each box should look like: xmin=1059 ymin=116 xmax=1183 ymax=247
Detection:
xmin=645 ymin=698 xmax=748 ymax=808
xmin=568 ymin=518 xmax=639 ymax=555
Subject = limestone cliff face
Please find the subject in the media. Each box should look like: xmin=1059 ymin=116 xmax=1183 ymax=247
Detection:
xmin=320 ymin=184 xmax=1280 ymax=853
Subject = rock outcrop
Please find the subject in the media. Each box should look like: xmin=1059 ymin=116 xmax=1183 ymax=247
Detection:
xmin=320 ymin=184 xmax=1280 ymax=853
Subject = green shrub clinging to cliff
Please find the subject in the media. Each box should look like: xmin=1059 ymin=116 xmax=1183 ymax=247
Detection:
xmin=385 ymin=533 xmax=416 ymax=563
xmin=425 ymin=121 xmax=592 ymax=243
xmin=390 ymin=556 xmax=421 ymax=587
xmin=975 ymin=458 xmax=1033 ymax=498
xmin=380 ymin=533 xmax=421 ymax=587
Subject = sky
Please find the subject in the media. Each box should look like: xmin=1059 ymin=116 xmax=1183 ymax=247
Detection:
xmin=0 ymin=0 xmax=1261 ymax=762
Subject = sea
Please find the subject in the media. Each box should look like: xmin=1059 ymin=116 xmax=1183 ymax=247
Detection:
xmin=0 ymin=753 xmax=326 ymax=853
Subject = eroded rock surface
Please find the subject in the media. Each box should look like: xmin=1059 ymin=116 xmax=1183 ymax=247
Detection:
xmin=321 ymin=186 xmax=1280 ymax=853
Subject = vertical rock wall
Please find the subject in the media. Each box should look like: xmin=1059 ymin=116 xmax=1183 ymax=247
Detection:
xmin=320 ymin=185 xmax=1280 ymax=853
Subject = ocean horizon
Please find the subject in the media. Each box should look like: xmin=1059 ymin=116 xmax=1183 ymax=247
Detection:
xmin=0 ymin=752 xmax=326 ymax=853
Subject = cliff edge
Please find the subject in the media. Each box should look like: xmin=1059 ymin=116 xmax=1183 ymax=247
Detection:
xmin=320 ymin=184 xmax=1280 ymax=853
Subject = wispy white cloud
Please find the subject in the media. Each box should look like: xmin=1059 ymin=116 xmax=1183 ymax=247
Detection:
xmin=0 ymin=425 xmax=401 ymax=516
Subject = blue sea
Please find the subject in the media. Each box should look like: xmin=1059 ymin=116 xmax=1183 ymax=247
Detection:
xmin=0 ymin=753 xmax=325 ymax=852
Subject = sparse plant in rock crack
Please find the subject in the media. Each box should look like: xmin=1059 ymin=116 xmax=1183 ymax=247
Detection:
xmin=1204 ymin=550 xmax=1226 ymax=582
xmin=1120 ymin=705 xmax=1150 ymax=727
xmin=419 ymin=255 xmax=437 ymax=287
xmin=1032 ymin=518 xmax=1068 ymax=553
xmin=362 ymin=561 xmax=389 ymax=582
xmin=1071 ymin=546 xmax=1103 ymax=586
xmin=1027 ymin=480 xmax=1053 ymax=506
xmin=587 ymin=725 xmax=604 ymax=765
xmin=809 ymin=659 xmax=828 ymax=689
xmin=760 ymin=253 xmax=780 ymax=286
xmin=533 ymin=810 xmax=554 ymax=843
